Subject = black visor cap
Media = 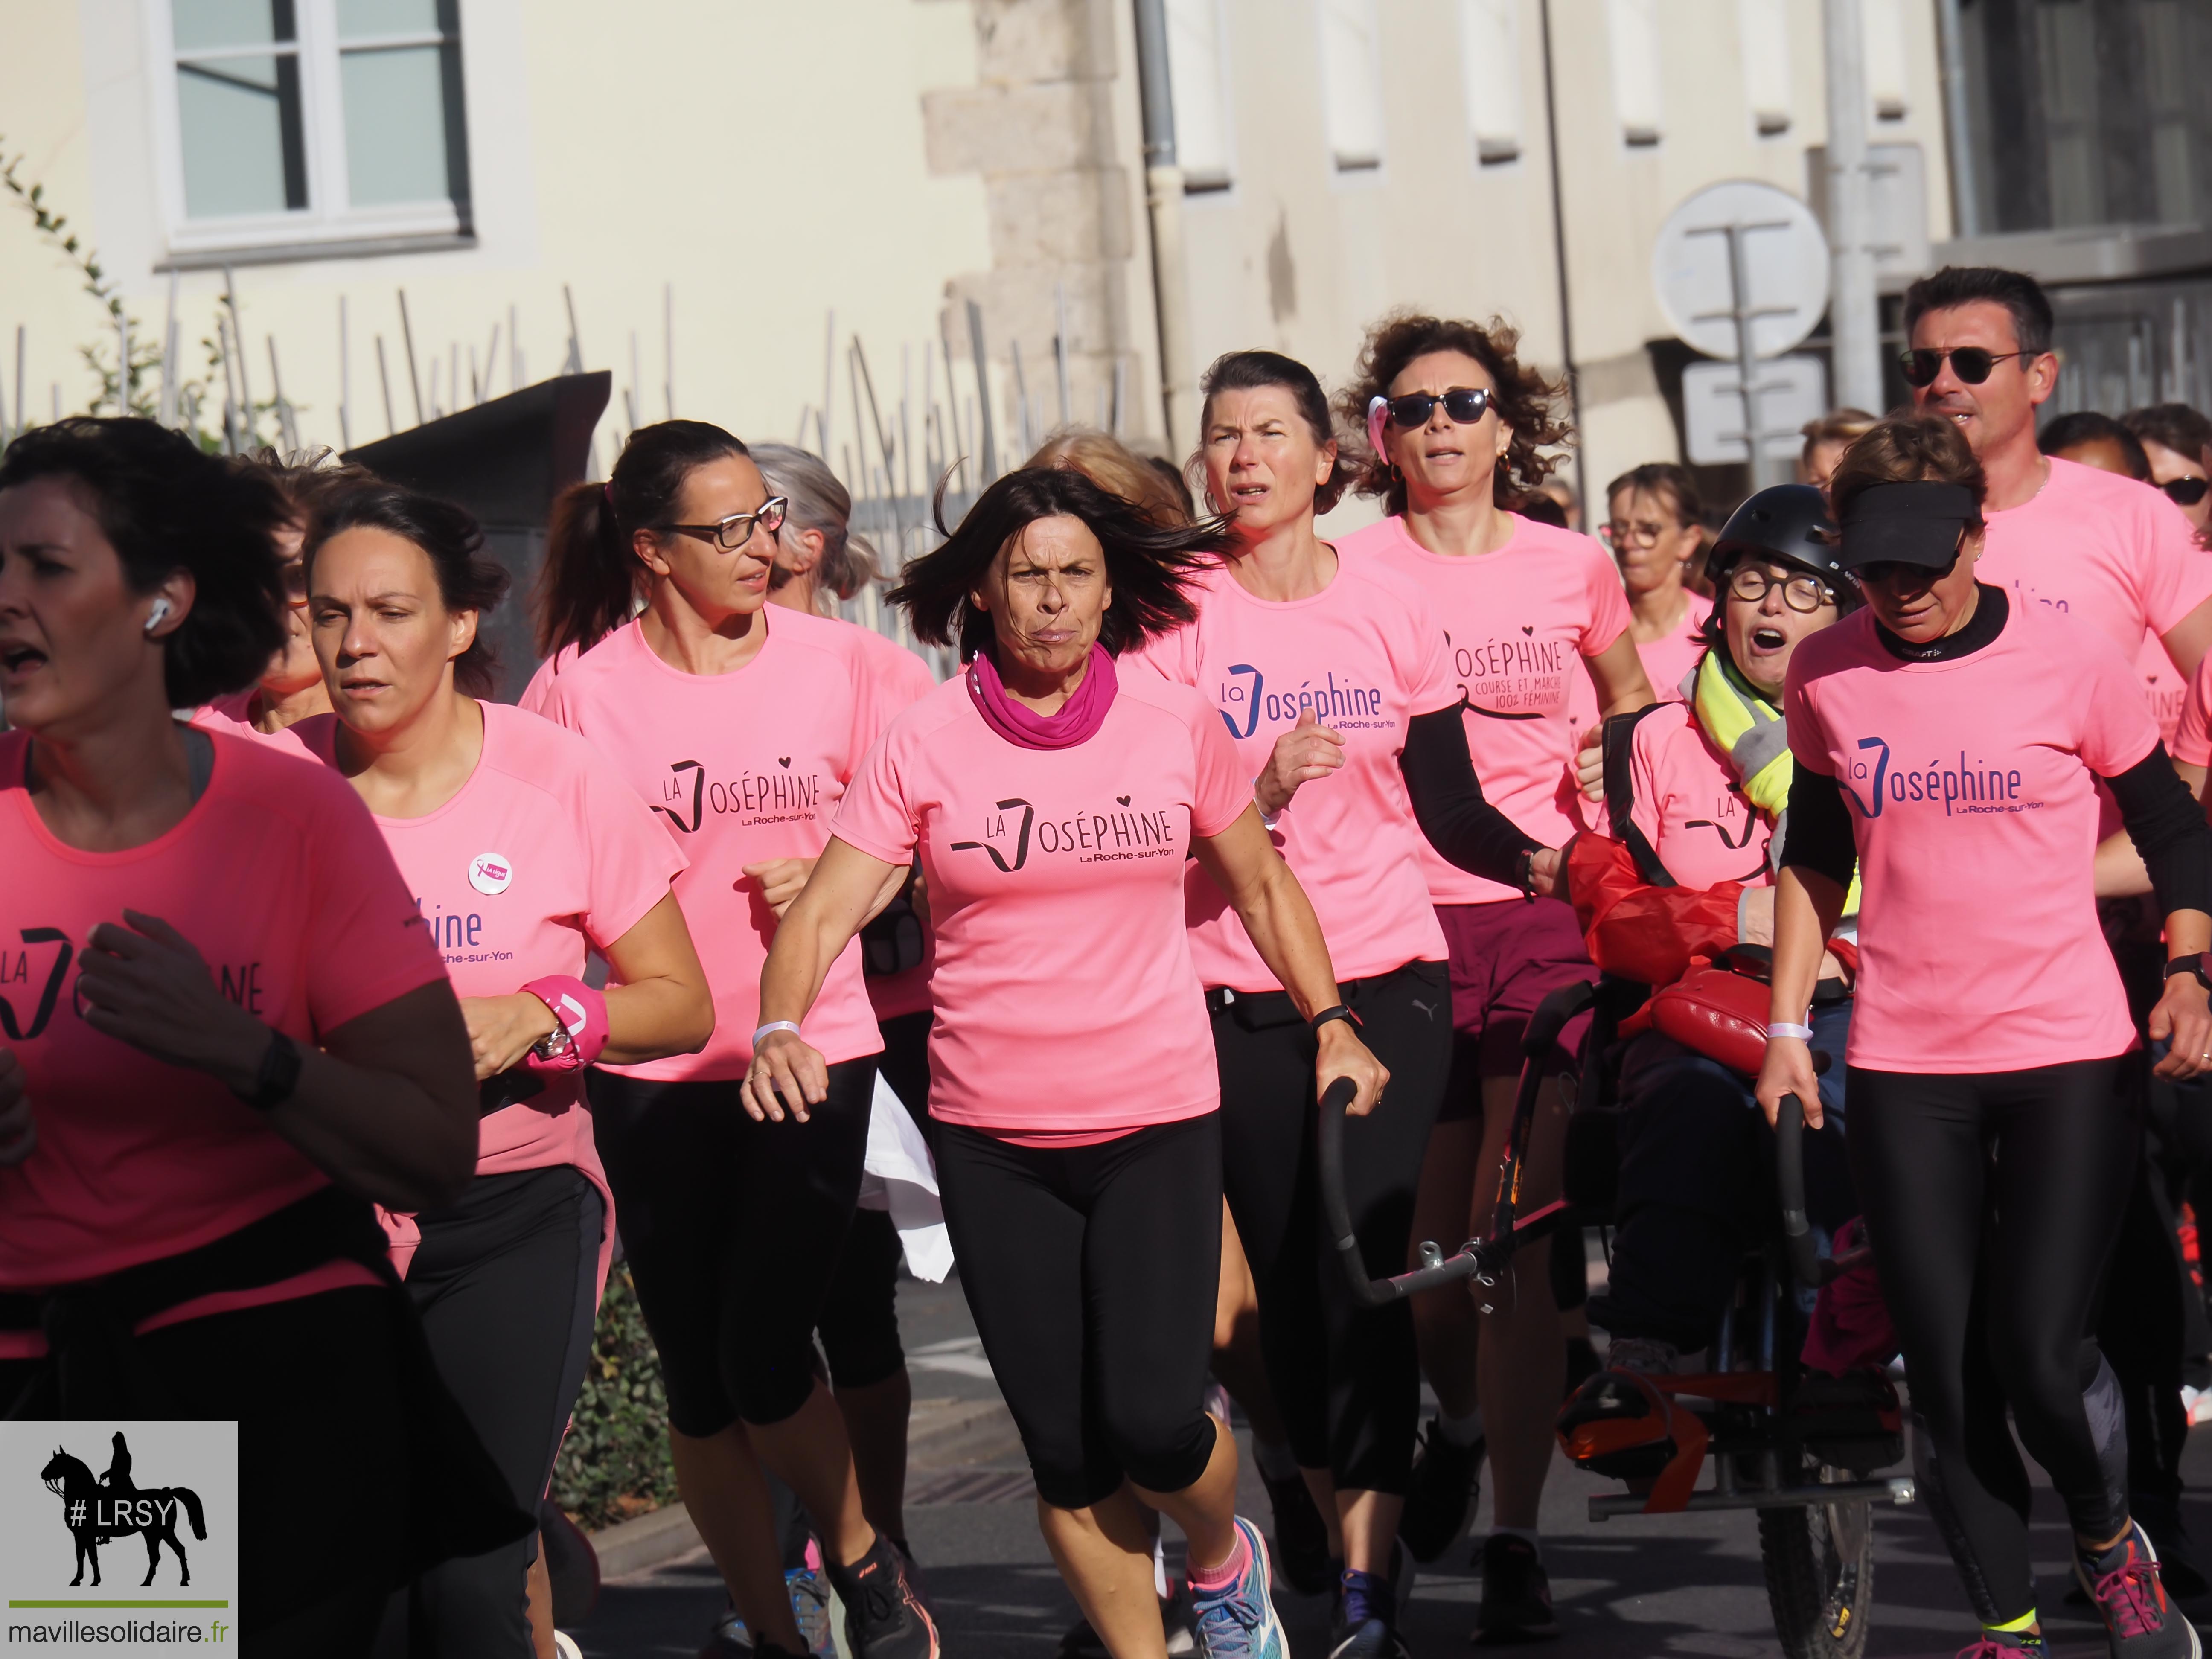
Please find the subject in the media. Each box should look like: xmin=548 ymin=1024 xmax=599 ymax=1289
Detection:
xmin=1836 ymin=480 xmax=1977 ymax=570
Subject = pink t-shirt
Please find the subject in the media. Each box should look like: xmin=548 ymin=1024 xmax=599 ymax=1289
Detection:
xmin=1626 ymin=701 xmax=1772 ymax=891
xmin=189 ymin=690 xmax=315 ymax=760
xmin=832 ymin=671 xmax=1248 ymax=1134
xmin=0 ymin=730 xmax=449 ymax=1290
xmin=2138 ymin=632 xmax=2191 ymax=747
xmin=2174 ymin=651 xmax=2212 ymax=768
xmin=848 ymin=628 xmax=944 ymax=1023
xmin=1568 ymin=592 xmax=1708 ymax=752
xmin=515 ymin=643 xmax=585 ymax=717
xmin=1133 ymin=556 xmax=1453 ymax=990
xmin=1979 ymin=457 xmax=2212 ymax=661
xmin=1340 ymin=512 xmax=1631 ymax=904
xmin=294 ymin=703 xmax=686 ymax=1274
xmin=1785 ymin=600 xmax=2156 ymax=1073
xmin=534 ymin=612 xmax=888 ymax=1078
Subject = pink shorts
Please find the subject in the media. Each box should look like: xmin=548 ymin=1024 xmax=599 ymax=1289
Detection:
xmin=1435 ymin=898 xmax=1596 ymax=1115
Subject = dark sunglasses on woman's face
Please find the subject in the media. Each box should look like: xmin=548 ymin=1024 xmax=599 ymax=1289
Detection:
xmin=1851 ymin=548 xmax=1964 ymax=590
xmin=1898 ymin=347 xmax=2028 ymax=387
xmin=1385 ymin=387 xmax=1491 ymax=428
xmin=2161 ymin=476 xmax=2210 ymax=508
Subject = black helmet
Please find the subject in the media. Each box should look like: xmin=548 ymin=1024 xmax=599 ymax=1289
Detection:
xmin=1708 ymin=484 xmax=1843 ymax=585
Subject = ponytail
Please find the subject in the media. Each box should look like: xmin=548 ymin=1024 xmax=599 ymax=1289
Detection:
xmin=535 ymin=419 xmax=751 ymax=657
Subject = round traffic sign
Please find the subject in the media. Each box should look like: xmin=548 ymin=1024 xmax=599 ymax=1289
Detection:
xmin=1651 ymin=180 xmax=1831 ymax=361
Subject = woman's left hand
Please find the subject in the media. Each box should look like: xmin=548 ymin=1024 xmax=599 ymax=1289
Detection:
xmin=461 ymin=993 xmax=561 ymax=1081
xmin=2151 ymin=974 xmax=2212 ymax=1080
xmin=75 ymin=910 xmax=271 ymax=1090
xmin=742 ymin=1028 xmax=828 ymax=1123
xmin=743 ymin=857 xmax=819 ymax=919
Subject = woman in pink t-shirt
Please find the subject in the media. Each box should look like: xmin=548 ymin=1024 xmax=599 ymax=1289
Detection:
xmin=0 ymin=418 xmax=519 ymax=1655
xmin=1603 ymin=463 xmax=1713 ymax=705
xmin=1331 ymin=314 xmax=1655 ymax=1622
xmin=748 ymin=463 xmax=1388 ymax=1659
xmin=531 ymin=420 xmax=933 ymax=1659
xmin=297 ymin=479 xmax=712 ymax=1656
xmin=1757 ymin=416 xmax=2212 ymax=1656
xmin=1143 ymin=349 xmax=1553 ymax=1659
xmin=189 ymin=453 xmax=366 ymax=756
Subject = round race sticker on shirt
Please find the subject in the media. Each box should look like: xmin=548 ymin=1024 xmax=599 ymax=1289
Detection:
xmin=469 ymin=852 xmax=514 ymax=896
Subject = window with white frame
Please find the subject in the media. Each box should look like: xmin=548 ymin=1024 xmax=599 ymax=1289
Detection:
xmin=1459 ymin=0 xmax=1523 ymax=166
xmin=1318 ymin=0 xmax=1385 ymax=172
xmin=1165 ymin=0 xmax=1234 ymax=193
xmin=159 ymin=0 xmax=471 ymax=260
xmin=1737 ymin=0 xmax=1792 ymax=136
xmin=1607 ymin=0 xmax=1662 ymax=146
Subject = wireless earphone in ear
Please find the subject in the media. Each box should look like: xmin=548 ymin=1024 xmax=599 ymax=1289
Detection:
xmin=144 ymin=598 xmax=172 ymax=635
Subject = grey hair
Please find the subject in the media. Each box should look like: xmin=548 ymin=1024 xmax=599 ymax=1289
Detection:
xmin=750 ymin=443 xmax=880 ymax=602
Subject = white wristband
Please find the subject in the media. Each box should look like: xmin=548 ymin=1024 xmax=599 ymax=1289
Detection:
xmin=1254 ymin=778 xmax=1283 ymax=832
xmin=1766 ymin=1022 xmax=1815 ymax=1042
xmin=753 ymin=1021 xmax=802 ymax=1048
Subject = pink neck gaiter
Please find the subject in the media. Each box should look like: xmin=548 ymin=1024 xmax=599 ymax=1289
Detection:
xmin=965 ymin=643 xmax=1118 ymax=751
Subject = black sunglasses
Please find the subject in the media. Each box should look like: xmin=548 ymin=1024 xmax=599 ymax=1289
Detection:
xmin=2162 ymin=476 xmax=2210 ymax=508
xmin=1899 ymin=347 xmax=2029 ymax=388
xmin=1384 ymin=388 xmax=1492 ymax=427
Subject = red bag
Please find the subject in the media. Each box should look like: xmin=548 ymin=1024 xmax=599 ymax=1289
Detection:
xmin=1618 ymin=963 xmax=1772 ymax=1076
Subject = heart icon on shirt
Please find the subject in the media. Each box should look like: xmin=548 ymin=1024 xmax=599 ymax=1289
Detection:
xmin=777 ymin=757 xmax=791 ymax=768
xmin=1117 ymin=795 xmax=1131 ymax=805
xmin=1521 ymin=625 xmax=1534 ymax=635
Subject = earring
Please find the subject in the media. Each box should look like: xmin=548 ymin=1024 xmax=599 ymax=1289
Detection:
xmin=143 ymin=599 xmax=172 ymax=635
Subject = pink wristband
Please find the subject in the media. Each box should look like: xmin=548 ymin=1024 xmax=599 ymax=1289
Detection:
xmin=522 ymin=975 xmax=609 ymax=1072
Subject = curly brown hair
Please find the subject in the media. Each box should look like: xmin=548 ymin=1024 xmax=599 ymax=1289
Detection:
xmin=1826 ymin=414 xmax=1988 ymax=535
xmin=1335 ymin=311 xmax=1573 ymax=516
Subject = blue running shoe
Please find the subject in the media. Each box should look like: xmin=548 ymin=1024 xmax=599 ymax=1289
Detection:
xmin=1190 ymin=1516 xmax=1288 ymax=1659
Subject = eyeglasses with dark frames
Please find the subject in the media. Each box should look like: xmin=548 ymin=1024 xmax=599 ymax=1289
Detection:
xmin=654 ymin=497 xmax=789 ymax=552
xmin=1898 ymin=347 xmax=2029 ymax=388
xmin=1726 ymin=565 xmax=1835 ymax=613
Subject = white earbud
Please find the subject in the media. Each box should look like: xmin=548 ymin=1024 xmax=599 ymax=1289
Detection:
xmin=143 ymin=599 xmax=172 ymax=635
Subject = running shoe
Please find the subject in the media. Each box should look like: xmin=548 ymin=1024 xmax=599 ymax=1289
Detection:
xmin=1190 ymin=1516 xmax=1289 ymax=1659
xmin=830 ymin=1535 xmax=941 ymax=1659
xmin=788 ymin=1561 xmax=837 ymax=1658
xmin=1474 ymin=1533 xmax=1560 ymax=1644
xmin=1257 ymin=1466 xmax=1334 ymax=1595
xmin=1327 ymin=1556 xmax=1409 ymax=1659
xmin=2075 ymin=1521 xmax=2201 ymax=1658
xmin=1950 ymin=1641 xmax=2041 ymax=1657
xmin=1397 ymin=1415 xmax=1484 ymax=1563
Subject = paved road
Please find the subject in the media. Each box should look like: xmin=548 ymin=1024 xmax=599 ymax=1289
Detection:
xmin=572 ymin=1273 xmax=2212 ymax=1659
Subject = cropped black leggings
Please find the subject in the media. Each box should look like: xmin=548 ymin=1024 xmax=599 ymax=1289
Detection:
xmin=587 ymin=1061 xmax=875 ymax=1436
xmin=1211 ymin=959 xmax=1452 ymax=1495
xmin=935 ymin=1113 xmax=1222 ymax=1510
xmin=1848 ymin=1058 xmax=2136 ymax=1626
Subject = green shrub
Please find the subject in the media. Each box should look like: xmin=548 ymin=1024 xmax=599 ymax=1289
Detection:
xmin=552 ymin=1264 xmax=680 ymax=1531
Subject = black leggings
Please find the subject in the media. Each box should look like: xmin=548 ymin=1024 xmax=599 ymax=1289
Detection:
xmin=1849 ymin=1058 xmax=2137 ymax=1626
xmin=587 ymin=1060 xmax=875 ymax=1435
xmin=935 ymin=1113 xmax=1222 ymax=1509
xmin=1211 ymin=959 xmax=1452 ymax=1494
xmin=379 ymin=1166 xmax=603 ymax=1658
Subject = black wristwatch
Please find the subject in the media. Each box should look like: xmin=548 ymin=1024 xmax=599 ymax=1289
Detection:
xmin=1309 ymin=1004 xmax=1362 ymax=1037
xmin=235 ymin=1029 xmax=303 ymax=1113
xmin=2163 ymin=953 xmax=2212 ymax=993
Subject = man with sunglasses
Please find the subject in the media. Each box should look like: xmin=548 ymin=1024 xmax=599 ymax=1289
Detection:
xmin=1902 ymin=267 xmax=2212 ymax=702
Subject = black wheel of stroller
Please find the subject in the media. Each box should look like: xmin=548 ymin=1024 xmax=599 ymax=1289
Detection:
xmin=1758 ymin=1461 xmax=1874 ymax=1659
